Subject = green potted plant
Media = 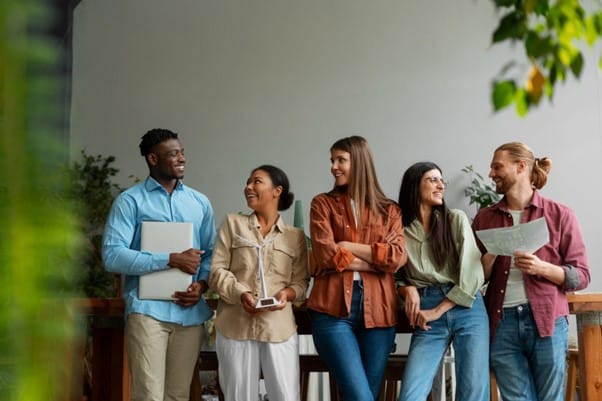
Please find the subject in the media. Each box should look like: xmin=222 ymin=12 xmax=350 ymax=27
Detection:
xmin=462 ymin=165 xmax=501 ymax=212
xmin=67 ymin=150 xmax=124 ymax=298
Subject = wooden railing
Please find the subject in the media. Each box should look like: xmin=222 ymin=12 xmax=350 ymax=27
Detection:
xmin=77 ymin=293 xmax=602 ymax=401
xmin=567 ymin=292 xmax=602 ymax=401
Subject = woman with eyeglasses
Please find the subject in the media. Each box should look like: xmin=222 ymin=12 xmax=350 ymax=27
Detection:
xmin=396 ymin=162 xmax=489 ymax=401
xmin=308 ymin=136 xmax=407 ymax=401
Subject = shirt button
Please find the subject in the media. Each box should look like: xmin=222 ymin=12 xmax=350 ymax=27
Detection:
xmin=346 ymin=290 xmax=350 ymax=294
xmin=504 ymin=271 xmax=509 ymax=275
xmin=497 ymin=309 xmax=501 ymax=314
xmin=500 ymin=289 xmax=504 ymax=293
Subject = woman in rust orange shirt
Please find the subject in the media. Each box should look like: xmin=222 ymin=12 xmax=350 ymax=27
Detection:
xmin=308 ymin=135 xmax=407 ymax=401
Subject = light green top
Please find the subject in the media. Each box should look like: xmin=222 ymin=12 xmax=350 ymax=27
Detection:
xmin=396 ymin=209 xmax=484 ymax=308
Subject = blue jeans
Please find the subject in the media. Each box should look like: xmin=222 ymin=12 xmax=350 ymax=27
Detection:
xmin=491 ymin=304 xmax=568 ymax=401
xmin=310 ymin=281 xmax=396 ymax=401
xmin=398 ymin=285 xmax=490 ymax=401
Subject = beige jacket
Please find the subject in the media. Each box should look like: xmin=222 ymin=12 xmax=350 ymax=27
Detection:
xmin=209 ymin=213 xmax=309 ymax=342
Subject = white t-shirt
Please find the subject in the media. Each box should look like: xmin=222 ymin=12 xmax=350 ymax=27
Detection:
xmin=503 ymin=210 xmax=529 ymax=307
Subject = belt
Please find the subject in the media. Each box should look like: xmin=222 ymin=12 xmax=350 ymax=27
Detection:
xmin=503 ymin=303 xmax=530 ymax=313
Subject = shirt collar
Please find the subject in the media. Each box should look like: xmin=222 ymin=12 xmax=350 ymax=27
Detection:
xmin=248 ymin=212 xmax=285 ymax=234
xmin=405 ymin=218 xmax=428 ymax=241
xmin=491 ymin=190 xmax=542 ymax=212
xmin=144 ymin=176 xmax=184 ymax=193
xmin=326 ymin=187 xmax=347 ymax=200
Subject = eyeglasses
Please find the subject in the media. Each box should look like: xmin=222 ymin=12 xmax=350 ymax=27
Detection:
xmin=424 ymin=176 xmax=446 ymax=185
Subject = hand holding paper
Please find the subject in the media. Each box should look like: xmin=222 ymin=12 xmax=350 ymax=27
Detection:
xmin=475 ymin=217 xmax=550 ymax=256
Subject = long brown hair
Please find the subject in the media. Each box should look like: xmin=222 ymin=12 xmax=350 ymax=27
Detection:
xmin=495 ymin=142 xmax=552 ymax=189
xmin=398 ymin=162 xmax=459 ymax=269
xmin=330 ymin=136 xmax=392 ymax=225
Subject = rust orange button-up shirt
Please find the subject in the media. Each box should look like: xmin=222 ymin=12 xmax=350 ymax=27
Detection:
xmin=307 ymin=191 xmax=407 ymax=328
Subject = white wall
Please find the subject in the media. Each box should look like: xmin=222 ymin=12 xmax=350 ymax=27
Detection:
xmin=70 ymin=0 xmax=601 ymax=292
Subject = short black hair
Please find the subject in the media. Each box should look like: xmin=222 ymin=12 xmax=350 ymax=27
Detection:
xmin=139 ymin=128 xmax=179 ymax=156
xmin=251 ymin=165 xmax=294 ymax=211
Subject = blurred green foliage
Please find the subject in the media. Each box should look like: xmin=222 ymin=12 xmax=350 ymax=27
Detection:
xmin=0 ymin=1 xmax=83 ymax=400
xmin=491 ymin=0 xmax=602 ymax=116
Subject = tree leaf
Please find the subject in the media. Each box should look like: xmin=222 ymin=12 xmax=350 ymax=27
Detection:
xmin=492 ymin=80 xmax=516 ymax=111
xmin=515 ymin=88 xmax=529 ymax=117
xmin=525 ymin=31 xmax=553 ymax=58
xmin=524 ymin=0 xmax=537 ymax=14
xmin=570 ymin=52 xmax=584 ymax=77
xmin=558 ymin=46 xmax=572 ymax=66
xmin=493 ymin=11 xmax=527 ymax=43
xmin=493 ymin=0 xmax=520 ymax=7
xmin=585 ymin=15 xmax=598 ymax=45
xmin=549 ymin=63 xmax=557 ymax=84
xmin=534 ymin=0 xmax=550 ymax=16
xmin=595 ymin=12 xmax=602 ymax=35
xmin=525 ymin=65 xmax=545 ymax=103
xmin=545 ymin=81 xmax=554 ymax=99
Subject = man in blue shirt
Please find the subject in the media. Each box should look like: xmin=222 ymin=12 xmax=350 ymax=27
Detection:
xmin=102 ymin=128 xmax=216 ymax=401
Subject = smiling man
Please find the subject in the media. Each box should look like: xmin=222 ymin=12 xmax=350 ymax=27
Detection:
xmin=472 ymin=141 xmax=590 ymax=401
xmin=102 ymin=128 xmax=216 ymax=401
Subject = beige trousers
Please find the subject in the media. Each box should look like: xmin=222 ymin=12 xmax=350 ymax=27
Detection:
xmin=216 ymin=331 xmax=300 ymax=401
xmin=126 ymin=313 xmax=204 ymax=401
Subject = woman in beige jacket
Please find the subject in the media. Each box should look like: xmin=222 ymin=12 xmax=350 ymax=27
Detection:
xmin=209 ymin=165 xmax=309 ymax=401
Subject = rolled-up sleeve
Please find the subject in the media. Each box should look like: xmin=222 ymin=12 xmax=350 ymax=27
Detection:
xmin=446 ymin=210 xmax=484 ymax=307
xmin=309 ymin=195 xmax=355 ymax=275
xmin=370 ymin=203 xmax=407 ymax=273
xmin=558 ymin=209 xmax=590 ymax=291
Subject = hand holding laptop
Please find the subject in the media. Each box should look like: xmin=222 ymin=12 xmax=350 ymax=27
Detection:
xmin=173 ymin=281 xmax=205 ymax=307
xmin=139 ymin=221 xmax=199 ymax=300
xmin=168 ymin=248 xmax=205 ymax=274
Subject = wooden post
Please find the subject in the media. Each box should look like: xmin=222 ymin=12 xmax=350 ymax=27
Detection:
xmin=77 ymin=298 xmax=129 ymax=401
xmin=567 ymin=293 xmax=602 ymax=401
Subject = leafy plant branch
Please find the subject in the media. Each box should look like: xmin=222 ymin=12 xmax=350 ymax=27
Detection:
xmin=462 ymin=165 xmax=501 ymax=211
xmin=491 ymin=0 xmax=602 ymax=116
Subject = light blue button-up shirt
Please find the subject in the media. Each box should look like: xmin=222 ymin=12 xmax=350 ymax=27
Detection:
xmin=102 ymin=177 xmax=216 ymax=326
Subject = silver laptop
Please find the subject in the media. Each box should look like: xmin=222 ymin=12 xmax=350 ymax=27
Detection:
xmin=139 ymin=221 xmax=194 ymax=300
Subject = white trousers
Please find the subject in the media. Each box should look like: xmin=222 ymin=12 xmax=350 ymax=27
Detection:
xmin=216 ymin=331 xmax=300 ymax=401
xmin=126 ymin=313 xmax=204 ymax=401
